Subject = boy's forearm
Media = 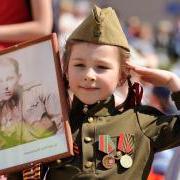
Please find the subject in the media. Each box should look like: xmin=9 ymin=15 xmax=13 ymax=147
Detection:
xmin=168 ymin=74 xmax=180 ymax=92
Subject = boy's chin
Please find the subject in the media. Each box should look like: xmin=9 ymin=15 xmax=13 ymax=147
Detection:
xmin=78 ymin=97 xmax=104 ymax=105
xmin=77 ymin=98 xmax=93 ymax=105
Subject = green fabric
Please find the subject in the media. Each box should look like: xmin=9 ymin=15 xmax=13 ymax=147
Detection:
xmin=45 ymin=93 xmax=180 ymax=180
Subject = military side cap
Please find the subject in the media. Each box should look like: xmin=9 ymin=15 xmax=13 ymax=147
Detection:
xmin=68 ymin=5 xmax=130 ymax=52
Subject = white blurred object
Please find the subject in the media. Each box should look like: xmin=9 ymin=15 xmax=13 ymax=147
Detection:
xmin=130 ymin=45 xmax=159 ymax=68
xmin=129 ymin=46 xmax=148 ymax=67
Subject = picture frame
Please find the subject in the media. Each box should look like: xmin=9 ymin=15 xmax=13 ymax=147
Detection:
xmin=0 ymin=33 xmax=73 ymax=175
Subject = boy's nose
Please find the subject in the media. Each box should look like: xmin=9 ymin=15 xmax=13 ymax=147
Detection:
xmin=84 ymin=77 xmax=95 ymax=82
xmin=84 ymin=69 xmax=96 ymax=82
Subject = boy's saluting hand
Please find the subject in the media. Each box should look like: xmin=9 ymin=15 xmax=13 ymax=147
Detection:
xmin=126 ymin=61 xmax=180 ymax=92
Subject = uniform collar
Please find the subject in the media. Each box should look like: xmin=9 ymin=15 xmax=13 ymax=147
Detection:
xmin=71 ymin=95 xmax=118 ymax=117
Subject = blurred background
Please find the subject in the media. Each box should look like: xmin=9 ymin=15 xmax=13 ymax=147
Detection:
xmin=53 ymin=1 xmax=180 ymax=179
xmin=0 ymin=0 xmax=180 ymax=179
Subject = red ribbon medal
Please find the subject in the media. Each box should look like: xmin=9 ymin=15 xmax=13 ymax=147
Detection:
xmin=117 ymin=133 xmax=134 ymax=168
xmin=99 ymin=135 xmax=116 ymax=169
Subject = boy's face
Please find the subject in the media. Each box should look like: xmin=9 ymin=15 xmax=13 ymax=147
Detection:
xmin=0 ymin=64 xmax=20 ymax=102
xmin=68 ymin=42 xmax=121 ymax=105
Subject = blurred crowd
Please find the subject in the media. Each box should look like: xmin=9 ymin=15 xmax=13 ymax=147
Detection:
xmin=52 ymin=1 xmax=180 ymax=179
xmin=0 ymin=0 xmax=180 ymax=179
xmin=122 ymin=9 xmax=180 ymax=180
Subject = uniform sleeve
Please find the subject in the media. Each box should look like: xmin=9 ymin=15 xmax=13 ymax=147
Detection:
xmin=42 ymin=89 xmax=64 ymax=132
xmin=7 ymin=172 xmax=22 ymax=180
xmin=44 ymin=92 xmax=61 ymax=116
xmin=171 ymin=91 xmax=180 ymax=110
xmin=136 ymin=91 xmax=180 ymax=152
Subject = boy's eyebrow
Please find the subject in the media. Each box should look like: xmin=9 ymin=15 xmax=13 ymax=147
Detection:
xmin=94 ymin=59 xmax=112 ymax=65
xmin=71 ymin=57 xmax=85 ymax=61
xmin=71 ymin=57 xmax=111 ymax=63
xmin=71 ymin=57 xmax=113 ymax=66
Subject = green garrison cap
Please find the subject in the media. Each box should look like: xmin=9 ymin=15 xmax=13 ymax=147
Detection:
xmin=68 ymin=5 xmax=130 ymax=52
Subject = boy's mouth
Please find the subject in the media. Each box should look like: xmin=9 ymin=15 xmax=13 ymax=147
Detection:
xmin=79 ymin=86 xmax=99 ymax=91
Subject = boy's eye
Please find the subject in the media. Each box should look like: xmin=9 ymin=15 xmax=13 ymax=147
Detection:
xmin=74 ymin=64 xmax=85 ymax=67
xmin=97 ymin=65 xmax=110 ymax=69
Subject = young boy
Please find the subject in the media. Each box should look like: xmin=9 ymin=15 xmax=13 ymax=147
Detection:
xmin=0 ymin=57 xmax=62 ymax=150
xmin=8 ymin=5 xmax=180 ymax=180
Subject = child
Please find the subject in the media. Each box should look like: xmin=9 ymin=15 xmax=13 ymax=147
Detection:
xmin=8 ymin=5 xmax=180 ymax=180
xmin=0 ymin=57 xmax=62 ymax=150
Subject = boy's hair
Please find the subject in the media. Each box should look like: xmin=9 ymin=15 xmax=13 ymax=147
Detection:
xmin=0 ymin=57 xmax=19 ymax=75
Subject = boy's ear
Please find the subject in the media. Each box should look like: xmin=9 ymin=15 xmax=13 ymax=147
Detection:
xmin=118 ymin=67 xmax=130 ymax=86
xmin=118 ymin=73 xmax=126 ymax=86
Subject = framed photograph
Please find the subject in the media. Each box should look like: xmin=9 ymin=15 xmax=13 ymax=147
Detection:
xmin=0 ymin=33 xmax=73 ymax=175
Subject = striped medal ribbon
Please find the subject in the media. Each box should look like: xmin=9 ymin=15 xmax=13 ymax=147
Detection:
xmin=118 ymin=133 xmax=134 ymax=168
xmin=99 ymin=135 xmax=115 ymax=169
xmin=23 ymin=163 xmax=41 ymax=180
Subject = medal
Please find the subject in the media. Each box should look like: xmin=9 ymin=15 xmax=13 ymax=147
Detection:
xmin=120 ymin=154 xmax=133 ymax=168
xmin=117 ymin=133 xmax=134 ymax=168
xmin=102 ymin=155 xmax=115 ymax=169
xmin=99 ymin=135 xmax=116 ymax=169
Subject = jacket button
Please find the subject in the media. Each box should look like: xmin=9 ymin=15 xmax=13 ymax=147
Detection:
xmin=56 ymin=159 xmax=62 ymax=164
xmin=85 ymin=161 xmax=93 ymax=168
xmin=84 ymin=137 xmax=92 ymax=143
xmin=88 ymin=117 xmax=94 ymax=123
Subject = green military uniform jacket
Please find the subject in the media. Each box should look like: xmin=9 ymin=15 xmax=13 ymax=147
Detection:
xmin=8 ymin=91 xmax=180 ymax=180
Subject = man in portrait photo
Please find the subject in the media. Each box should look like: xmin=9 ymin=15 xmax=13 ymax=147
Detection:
xmin=0 ymin=57 xmax=63 ymax=150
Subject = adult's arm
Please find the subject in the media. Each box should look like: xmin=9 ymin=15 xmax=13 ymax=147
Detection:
xmin=0 ymin=0 xmax=53 ymax=42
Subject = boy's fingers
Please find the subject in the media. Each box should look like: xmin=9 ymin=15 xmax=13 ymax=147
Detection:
xmin=140 ymin=76 xmax=157 ymax=83
xmin=125 ymin=61 xmax=136 ymax=69
xmin=126 ymin=62 xmax=150 ymax=74
xmin=131 ymin=67 xmax=153 ymax=76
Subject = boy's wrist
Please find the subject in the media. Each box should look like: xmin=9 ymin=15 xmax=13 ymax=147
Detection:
xmin=167 ymin=74 xmax=180 ymax=92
